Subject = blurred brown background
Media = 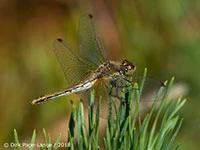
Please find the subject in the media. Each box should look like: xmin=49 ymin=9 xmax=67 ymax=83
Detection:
xmin=0 ymin=0 xmax=199 ymax=149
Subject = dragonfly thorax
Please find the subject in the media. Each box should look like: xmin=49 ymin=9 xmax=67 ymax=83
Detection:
xmin=94 ymin=59 xmax=136 ymax=80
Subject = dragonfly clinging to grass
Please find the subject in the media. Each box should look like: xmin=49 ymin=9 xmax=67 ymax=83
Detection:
xmin=32 ymin=14 xmax=164 ymax=117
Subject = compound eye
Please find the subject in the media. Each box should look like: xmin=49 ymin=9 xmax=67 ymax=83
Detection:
xmin=122 ymin=59 xmax=128 ymax=66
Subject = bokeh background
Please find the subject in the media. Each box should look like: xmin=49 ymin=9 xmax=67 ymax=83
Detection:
xmin=0 ymin=0 xmax=199 ymax=149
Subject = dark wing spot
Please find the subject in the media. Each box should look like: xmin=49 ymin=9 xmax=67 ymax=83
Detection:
xmin=160 ymin=82 xmax=166 ymax=87
xmin=88 ymin=14 xmax=93 ymax=19
xmin=57 ymin=38 xmax=63 ymax=42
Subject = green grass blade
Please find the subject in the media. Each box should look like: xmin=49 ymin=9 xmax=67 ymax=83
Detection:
xmin=68 ymin=100 xmax=76 ymax=139
xmin=68 ymin=128 xmax=74 ymax=150
xmin=14 ymin=129 xmax=20 ymax=150
xmin=88 ymin=90 xmax=94 ymax=136
xmin=95 ymin=99 xmax=101 ymax=147
xmin=167 ymin=118 xmax=184 ymax=149
xmin=29 ymin=130 xmax=36 ymax=150
xmin=77 ymin=101 xmax=88 ymax=149
xmin=47 ymin=133 xmax=51 ymax=150
xmin=42 ymin=128 xmax=47 ymax=144
xmin=53 ymin=134 xmax=61 ymax=150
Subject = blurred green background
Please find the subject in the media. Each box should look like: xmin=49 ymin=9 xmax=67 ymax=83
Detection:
xmin=0 ymin=0 xmax=199 ymax=149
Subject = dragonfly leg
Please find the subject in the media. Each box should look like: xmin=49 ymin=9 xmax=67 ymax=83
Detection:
xmin=109 ymin=77 xmax=136 ymax=105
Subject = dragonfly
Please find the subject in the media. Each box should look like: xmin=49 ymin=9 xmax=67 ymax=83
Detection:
xmin=32 ymin=14 xmax=164 ymax=117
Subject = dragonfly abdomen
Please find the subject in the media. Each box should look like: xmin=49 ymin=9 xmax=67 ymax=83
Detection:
xmin=31 ymin=78 xmax=97 ymax=105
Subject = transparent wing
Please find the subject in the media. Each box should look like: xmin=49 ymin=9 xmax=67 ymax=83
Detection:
xmin=53 ymin=38 xmax=96 ymax=86
xmin=130 ymin=74 xmax=165 ymax=102
xmin=82 ymin=75 xmax=165 ymax=119
xmin=104 ymin=74 xmax=165 ymax=102
xmin=78 ymin=14 xmax=107 ymax=66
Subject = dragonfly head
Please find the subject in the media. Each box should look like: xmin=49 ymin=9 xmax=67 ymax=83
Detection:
xmin=121 ymin=59 xmax=136 ymax=75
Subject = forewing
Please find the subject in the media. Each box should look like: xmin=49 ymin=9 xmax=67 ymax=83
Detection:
xmin=78 ymin=14 xmax=107 ymax=66
xmin=53 ymin=38 xmax=96 ymax=86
